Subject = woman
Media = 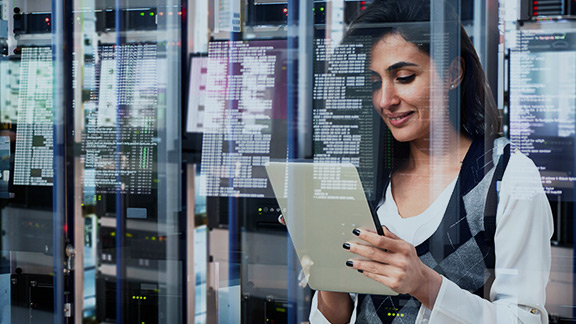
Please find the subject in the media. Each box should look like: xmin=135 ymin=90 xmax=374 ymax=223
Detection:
xmin=309 ymin=0 xmax=553 ymax=323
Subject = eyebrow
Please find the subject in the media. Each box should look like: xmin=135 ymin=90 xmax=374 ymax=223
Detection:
xmin=370 ymin=61 xmax=418 ymax=78
xmin=386 ymin=61 xmax=418 ymax=72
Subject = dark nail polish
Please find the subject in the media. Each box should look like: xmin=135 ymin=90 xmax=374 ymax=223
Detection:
xmin=357 ymin=269 xmax=364 ymax=273
xmin=343 ymin=242 xmax=350 ymax=250
xmin=352 ymin=229 xmax=361 ymax=236
xmin=346 ymin=260 xmax=354 ymax=267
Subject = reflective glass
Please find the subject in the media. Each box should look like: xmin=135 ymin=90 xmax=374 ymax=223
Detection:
xmin=0 ymin=0 xmax=574 ymax=323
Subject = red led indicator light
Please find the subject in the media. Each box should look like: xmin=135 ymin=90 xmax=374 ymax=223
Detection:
xmin=45 ymin=17 xmax=50 ymax=22
xmin=283 ymin=8 xmax=288 ymax=13
xmin=177 ymin=11 xmax=182 ymax=16
xmin=533 ymin=6 xmax=538 ymax=10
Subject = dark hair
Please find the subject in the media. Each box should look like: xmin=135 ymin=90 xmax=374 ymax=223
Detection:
xmin=344 ymin=0 xmax=500 ymax=141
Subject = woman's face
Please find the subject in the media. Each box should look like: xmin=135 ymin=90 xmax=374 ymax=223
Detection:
xmin=370 ymin=33 xmax=445 ymax=143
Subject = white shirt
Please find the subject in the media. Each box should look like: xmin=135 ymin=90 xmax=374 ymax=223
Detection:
xmin=379 ymin=176 xmax=458 ymax=246
xmin=309 ymin=148 xmax=554 ymax=323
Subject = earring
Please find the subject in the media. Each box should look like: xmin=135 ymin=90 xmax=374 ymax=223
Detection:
xmin=450 ymin=84 xmax=455 ymax=89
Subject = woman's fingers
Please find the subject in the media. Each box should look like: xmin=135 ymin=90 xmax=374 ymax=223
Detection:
xmin=360 ymin=226 xmax=399 ymax=239
xmin=360 ymin=271 xmax=397 ymax=290
xmin=347 ymin=259 xmax=394 ymax=276
xmin=353 ymin=228 xmax=404 ymax=253
xmin=345 ymin=259 xmax=403 ymax=292
xmin=345 ymin=241 xmax=393 ymax=264
xmin=382 ymin=226 xmax=400 ymax=239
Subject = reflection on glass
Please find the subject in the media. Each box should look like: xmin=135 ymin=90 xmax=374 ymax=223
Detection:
xmin=200 ymin=40 xmax=288 ymax=198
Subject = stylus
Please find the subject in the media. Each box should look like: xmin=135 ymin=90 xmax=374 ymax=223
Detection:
xmin=367 ymin=199 xmax=385 ymax=236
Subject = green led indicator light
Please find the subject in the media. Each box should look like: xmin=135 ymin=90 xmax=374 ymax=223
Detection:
xmin=140 ymin=12 xmax=145 ymax=16
xmin=150 ymin=12 xmax=154 ymax=16
xmin=320 ymin=7 xmax=324 ymax=11
xmin=258 ymin=208 xmax=262 ymax=211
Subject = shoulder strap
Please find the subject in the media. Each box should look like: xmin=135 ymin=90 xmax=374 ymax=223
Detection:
xmin=483 ymin=143 xmax=510 ymax=242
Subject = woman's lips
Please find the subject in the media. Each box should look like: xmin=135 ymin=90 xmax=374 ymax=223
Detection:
xmin=387 ymin=111 xmax=414 ymax=127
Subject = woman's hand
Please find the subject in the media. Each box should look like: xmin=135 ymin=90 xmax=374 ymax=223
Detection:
xmin=317 ymin=291 xmax=353 ymax=324
xmin=279 ymin=214 xmax=354 ymax=322
xmin=344 ymin=227 xmax=442 ymax=309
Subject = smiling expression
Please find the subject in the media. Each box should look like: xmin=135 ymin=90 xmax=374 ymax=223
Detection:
xmin=370 ymin=33 xmax=447 ymax=143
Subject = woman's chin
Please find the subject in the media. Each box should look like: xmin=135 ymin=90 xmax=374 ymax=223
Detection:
xmin=390 ymin=132 xmax=416 ymax=143
xmin=388 ymin=125 xmax=429 ymax=143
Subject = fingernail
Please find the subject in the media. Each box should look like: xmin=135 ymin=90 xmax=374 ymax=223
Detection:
xmin=342 ymin=242 xmax=350 ymax=250
xmin=346 ymin=260 xmax=354 ymax=267
xmin=357 ymin=269 xmax=363 ymax=273
xmin=352 ymin=229 xmax=361 ymax=236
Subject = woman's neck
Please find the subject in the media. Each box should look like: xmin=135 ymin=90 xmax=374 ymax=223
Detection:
xmin=405 ymin=132 xmax=472 ymax=174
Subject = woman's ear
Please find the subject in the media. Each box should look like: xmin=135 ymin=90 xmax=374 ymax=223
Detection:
xmin=448 ymin=57 xmax=465 ymax=90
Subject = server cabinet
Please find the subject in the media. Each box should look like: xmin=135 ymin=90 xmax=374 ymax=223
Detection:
xmin=1 ymin=0 xmax=184 ymax=323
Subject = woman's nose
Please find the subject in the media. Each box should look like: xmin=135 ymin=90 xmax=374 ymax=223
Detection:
xmin=375 ymin=83 xmax=400 ymax=110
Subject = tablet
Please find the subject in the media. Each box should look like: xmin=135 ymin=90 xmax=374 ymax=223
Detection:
xmin=265 ymin=161 xmax=397 ymax=295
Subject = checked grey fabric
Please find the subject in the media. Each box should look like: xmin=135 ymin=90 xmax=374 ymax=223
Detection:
xmin=355 ymin=138 xmax=509 ymax=324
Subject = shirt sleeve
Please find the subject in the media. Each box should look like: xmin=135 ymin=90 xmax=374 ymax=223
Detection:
xmin=309 ymin=292 xmax=358 ymax=323
xmin=417 ymin=152 xmax=553 ymax=324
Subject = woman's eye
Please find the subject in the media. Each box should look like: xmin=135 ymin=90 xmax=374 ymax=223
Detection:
xmin=371 ymin=80 xmax=382 ymax=91
xmin=396 ymin=74 xmax=416 ymax=84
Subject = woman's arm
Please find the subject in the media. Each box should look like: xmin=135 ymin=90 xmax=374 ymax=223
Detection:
xmin=315 ymin=291 xmax=354 ymax=324
xmin=423 ymin=173 xmax=552 ymax=324
xmin=309 ymin=291 xmax=355 ymax=323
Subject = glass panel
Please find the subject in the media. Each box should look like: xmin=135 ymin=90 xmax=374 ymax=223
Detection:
xmin=70 ymin=0 xmax=183 ymax=323
xmin=503 ymin=1 xmax=576 ymax=320
xmin=0 ymin=0 xmax=63 ymax=322
xmin=192 ymin=0 xmax=563 ymax=323
xmin=1 ymin=0 xmax=574 ymax=322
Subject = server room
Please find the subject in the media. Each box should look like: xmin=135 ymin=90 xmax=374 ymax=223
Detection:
xmin=0 ymin=0 xmax=574 ymax=323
